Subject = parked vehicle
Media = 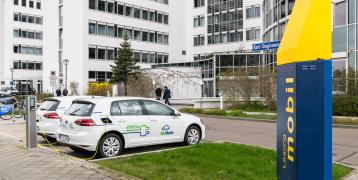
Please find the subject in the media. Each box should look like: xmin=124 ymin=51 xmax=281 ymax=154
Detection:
xmin=0 ymin=87 xmax=19 ymax=96
xmin=56 ymin=97 xmax=205 ymax=158
xmin=37 ymin=96 xmax=98 ymax=140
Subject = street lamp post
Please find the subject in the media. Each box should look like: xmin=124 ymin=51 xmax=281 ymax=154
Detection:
xmin=63 ymin=59 xmax=69 ymax=89
xmin=10 ymin=68 xmax=14 ymax=90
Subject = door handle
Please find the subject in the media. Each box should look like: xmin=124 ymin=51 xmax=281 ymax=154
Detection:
xmin=118 ymin=120 xmax=127 ymax=123
xmin=150 ymin=119 xmax=158 ymax=122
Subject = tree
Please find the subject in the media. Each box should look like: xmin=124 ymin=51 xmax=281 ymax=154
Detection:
xmin=110 ymin=34 xmax=140 ymax=96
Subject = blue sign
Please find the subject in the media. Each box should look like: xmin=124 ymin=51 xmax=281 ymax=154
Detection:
xmin=277 ymin=60 xmax=332 ymax=180
xmin=252 ymin=41 xmax=280 ymax=51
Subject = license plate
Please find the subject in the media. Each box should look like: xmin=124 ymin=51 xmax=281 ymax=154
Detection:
xmin=59 ymin=134 xmax=70 ymax=142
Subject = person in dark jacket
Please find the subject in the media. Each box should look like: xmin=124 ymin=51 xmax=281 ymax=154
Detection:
xmin=162 ymin=86 xmax=171 ymax=106
xmin=56 ymin=89 xmax=62 ymax=97
xmin=62 ymin=89 xmax=68 ymax=96
xmin=155 ymin=88 xmax=162 ymax=100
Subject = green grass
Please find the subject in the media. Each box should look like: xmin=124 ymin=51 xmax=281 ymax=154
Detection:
xmin=96 ymin=143 xmax=352 ymax=180
xmin=333 ymin=118 xmax=358 ymax=126
xmin=180 ymin=108 xmax=277 ymax=121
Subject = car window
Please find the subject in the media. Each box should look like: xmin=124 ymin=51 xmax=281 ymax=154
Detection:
xmin=110 ymin=102 xmax=122 ymax=116
xmin=143 ymin=100 xmax=173 ymax=116
xmin=113 ymin=100 xmax=143 ymax=116
xmin=65 ymin=102 xmax=94 ymax=116
xmin=39 ymin=100 xmax=59 ymax=111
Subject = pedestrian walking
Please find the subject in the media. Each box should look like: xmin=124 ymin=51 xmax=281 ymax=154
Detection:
xmin=62 ymin=89 xmax=68 ymax=96
xmin=56 ymin=89 xmax=62 ymax=97
xmin=163 ymin=86 xmax=171 ymax=106
xmin=155 ymin=87 xmax=162 ymax=100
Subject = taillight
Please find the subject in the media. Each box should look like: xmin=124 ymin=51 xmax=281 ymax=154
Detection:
xmin=74 ymin=119 xmax=96 ymax=126
xmin=43 ymin=112 xmax=60 ymax=119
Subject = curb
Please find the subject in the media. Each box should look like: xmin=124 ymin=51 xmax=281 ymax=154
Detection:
xmin=195 ymin=114 xmax=358 ymax=129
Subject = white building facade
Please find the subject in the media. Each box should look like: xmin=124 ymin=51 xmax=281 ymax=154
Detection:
xmin=0 ymin=0 xmax=44 ymax=94
xmin=1 ymin=0 xmax=263 ymax=95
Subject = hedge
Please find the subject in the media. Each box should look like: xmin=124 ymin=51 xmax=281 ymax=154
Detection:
xmin=333 ymin=95 xmax=358 ymax=117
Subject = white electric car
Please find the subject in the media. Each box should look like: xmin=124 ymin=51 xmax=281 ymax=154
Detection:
xmin=37 ymin=96 xmax=98 ymax=140
xmin=56 ymin=97 xmax=205 ymax=158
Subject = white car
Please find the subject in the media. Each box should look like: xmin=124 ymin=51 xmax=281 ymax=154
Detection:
xmin=37 ymin=96 xmax=97 ymax=140
xmin=56 ymin=97 xmax=205 ymax=158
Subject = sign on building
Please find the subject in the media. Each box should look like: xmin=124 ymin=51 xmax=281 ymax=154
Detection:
xmin=252 ymin=41 xmax=280 ymax=51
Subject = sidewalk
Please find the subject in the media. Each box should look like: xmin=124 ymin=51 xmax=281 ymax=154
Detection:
xmin=0 ymin=133 xmax=114 ymax=180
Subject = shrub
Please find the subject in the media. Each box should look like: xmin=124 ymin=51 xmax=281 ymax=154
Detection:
xmin=36 ymin=93 xmax=52 ymax=101
xmin=233 ymin=101 xmax=275 ymax=112
xmin=205 ymin=109 xmax=227 ymax=116
xmin=88 ymin=83 xmax=112 ymax=96
xmin=333 ymin=95 xmax=358 ymax=117
xmin=227 ymin=110 xmax=244 ymax=117
xmin=180 ymin=108 xmax=204 ymax=114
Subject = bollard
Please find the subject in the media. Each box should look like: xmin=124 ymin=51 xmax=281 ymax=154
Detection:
xmin=26 ymin=95 xmax=37 ymax=149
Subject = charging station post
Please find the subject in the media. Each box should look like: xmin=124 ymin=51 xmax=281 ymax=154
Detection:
xmin=26 ymin=95 xmax=37 ymax=149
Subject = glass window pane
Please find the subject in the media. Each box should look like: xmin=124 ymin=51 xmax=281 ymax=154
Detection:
xmin=335 ymin=2 xmax=347 ymax=27
xmin=333 ymin=26 xmax=347 ymax=52
xmin=98 ymin=48 xmax=106 ymax=59
xmin=117 ymin=100 xmax=143 ymax=116
xmin=143 ymin=101 xmax=173 ymax=116
xmin=349 ymin=0 xmax=355 ymax=24
xmin=89 ymin=22 xmax=97 ymax=34
xmin=98 ymin=0 xmax=106 ymax=11
xmin=349 ymin=25 xmax=355 ymax=50
xmin=98 ymin=24 xmax=106 ymax=36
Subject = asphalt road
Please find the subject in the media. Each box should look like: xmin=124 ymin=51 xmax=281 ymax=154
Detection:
xmin=0 ymin=116 xmax=357 ymax=167
xmin=201 ymin=116 xmax=358 ymax=168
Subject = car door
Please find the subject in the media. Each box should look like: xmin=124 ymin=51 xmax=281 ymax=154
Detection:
xmin=142 ymin=100 xmax=183 ymax=144
xmin=109 ymin=100 xmax=152 ymax=147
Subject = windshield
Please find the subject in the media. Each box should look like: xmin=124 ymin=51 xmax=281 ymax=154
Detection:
xmin=65 ymin=102 xmax=94 ymax=116
xmin=39 ymin=100 xmax=60 ymax=111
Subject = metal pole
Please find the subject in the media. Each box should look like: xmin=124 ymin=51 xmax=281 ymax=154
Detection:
xmin=10 ymin=68 xmax=14 ymax=91
xmin=63 ymin=59 xmax=69 ymax=89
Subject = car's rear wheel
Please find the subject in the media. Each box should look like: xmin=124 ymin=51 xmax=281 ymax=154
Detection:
xmin=184 ymin=126 xmax=201 ymax=145
xmin=98 ymin=133 xmax=123 ymax=158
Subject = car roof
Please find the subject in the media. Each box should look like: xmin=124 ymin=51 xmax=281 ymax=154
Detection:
xmin=45 ymin=96 xmax=101 ymax=102
xmin=74 ymin=97 xmax=157 ymax=104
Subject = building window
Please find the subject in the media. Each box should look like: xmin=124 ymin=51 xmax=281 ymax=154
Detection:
xmin=194 ymin=0 xmax=205 ymax=8
xmin=194 ymin=35 xmax=205 ymax=46
xmin=334 ymin=2 xmax=347 ymax=27
xmin=246 ymin=28 xmax=260 ymax=41
xmin=89 ymin=47 xmax=97 ymax=59
xmin=107 ymin=49 xmax=115 ymax=60
xmin=89 ymin=22 xmax=97 ymax=34
xmin=89 ymin=0 xmax=96 ymax=9
xmin=134 ymin=8 xmax=141 ymax=18
xmin=126 ymin=6 xmax=133 ymax=17
xmin=22 ymin=0 xmax=26 ymax=7
xmin=14 ymin=0 xmax=19 ymax=5
xmin=246 ymin=5 xmax=260 ymax=19
xmin=117 ymin=4 xmax=124 ymax=15
xmin=36 ymin=1 xmax=41 ymax=9
xmin=107 ymin=1 xmax=115 ymax=13
xmin=107 ymin=24 xmax=115 ymax=37
xmin=194 ymin=15 xmax=205 ymax=28
xmin=98 ymin=23 xmax=106 ymax=36
xmin=98 ymin=0 xmax=106 ymax=11
xmin=118 ymin=26 xmax=124 ymax=38
xmin=29 ymin=0 xmax=34 ymax=8
xmin=13 ymin=45 xmax=42 ymax=55
xmin=97 ymin=47 xmax=106 ymax=59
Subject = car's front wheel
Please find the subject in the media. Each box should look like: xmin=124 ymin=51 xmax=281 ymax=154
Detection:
xmin=98 ymin=133 xmax=123 ymax=158
xmin=184 ymin=126 xmax=202 ymax=145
